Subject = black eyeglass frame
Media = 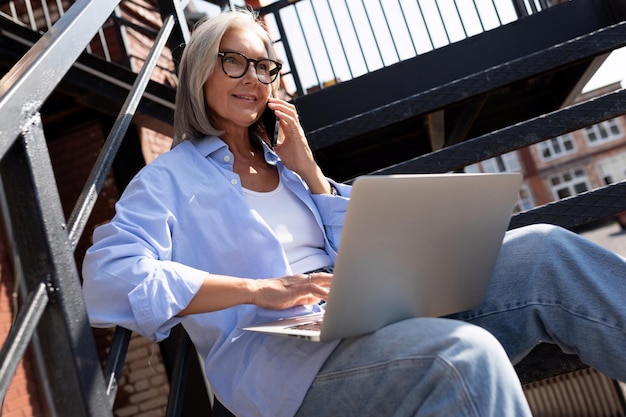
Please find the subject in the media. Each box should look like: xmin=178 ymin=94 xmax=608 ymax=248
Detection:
xmin=217 ymin=51 xmax=282 ymax=84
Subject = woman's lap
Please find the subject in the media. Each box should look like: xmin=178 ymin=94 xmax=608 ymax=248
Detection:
xmin=296 ymin=224 xmax=626 ymax=415
xmin=295 ymin=317 xmax=531 ymax=417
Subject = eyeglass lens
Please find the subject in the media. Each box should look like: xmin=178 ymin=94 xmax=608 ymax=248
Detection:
xmin=220 ymin=51 xmax=280 ymax=84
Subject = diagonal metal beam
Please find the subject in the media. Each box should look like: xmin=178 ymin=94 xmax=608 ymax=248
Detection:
xmin=0 ymin=0 xmax=121 ymax=159
xmin=103 ymin=327 xmax=132 ymax=405
xmin=157 ymin=0 xmax=190 ymax=68
xmin=509 ymin=181 xmax=626 ymax=230
xmin=67 ymin=13 xmax=177 ymax=249
xmin=0 ymin=282 xmax=47 ymax=402
xmin=306 ymin=20 xmax=626 ymax=150
xmin=369 ymin=88 xmax=626 ymax=176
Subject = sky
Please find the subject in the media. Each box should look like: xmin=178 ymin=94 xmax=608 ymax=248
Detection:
xmin=189 ymin=0 xmax=625 ymax=93
xmin=582 ymin=46 xmax=626 ymax=92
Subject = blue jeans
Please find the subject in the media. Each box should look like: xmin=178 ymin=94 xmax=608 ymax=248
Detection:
xmin=295 ymin=224 xmax=626 ymax=416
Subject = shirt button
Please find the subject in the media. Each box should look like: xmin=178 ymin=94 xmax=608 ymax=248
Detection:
xmin=224 ymin=155 xmax=231 ymax=162
xmin=230 ymin=179 xmax=238 ymax=186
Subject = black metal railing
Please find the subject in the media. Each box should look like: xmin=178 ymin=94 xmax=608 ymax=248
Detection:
xmin=1 ymin=0 xmax=566 ymax=100
xmin=259 ymin=0 xmax=564 ymax=97
xmin=0 ymin=0 xmax=189 ymax=415
xmin=0 ymin=0 xmax=183 ymax=82
xmin=304 ymin=17 xmax=626 ymax=150
xmin=1 ymin=0 xmax=121 ymax=62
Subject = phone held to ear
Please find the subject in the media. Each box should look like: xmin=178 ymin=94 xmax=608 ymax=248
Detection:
xmin=261 ymin=105 xmax=280 ymax=149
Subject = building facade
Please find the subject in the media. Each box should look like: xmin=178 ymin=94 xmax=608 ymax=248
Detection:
xmin=467 ymin=82 xmax=626 ymax=226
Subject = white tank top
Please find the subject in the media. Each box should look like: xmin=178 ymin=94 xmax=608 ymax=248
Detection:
xmin=242 ymin=178 xmax=332 ymax=274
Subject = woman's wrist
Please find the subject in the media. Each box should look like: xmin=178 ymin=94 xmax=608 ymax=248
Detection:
xmin=300 ymin=166 xmax=332 ymax=195
xmin=246 ymin=277 xmax=263 ymax=306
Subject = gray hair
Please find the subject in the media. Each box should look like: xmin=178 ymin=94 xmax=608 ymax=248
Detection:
xmin=173 ymin=9 xmax=279 ymax=144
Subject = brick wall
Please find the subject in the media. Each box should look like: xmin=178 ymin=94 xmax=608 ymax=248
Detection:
xmin=119 ymin=0 xmax=178 ymax=87
xmin=114 ymin=333 xmax=170 ymax=417
xmin=92 ymin=329 xmax=170 ymax=417
xmin=0 ymin=236 xmax=43 ymax=417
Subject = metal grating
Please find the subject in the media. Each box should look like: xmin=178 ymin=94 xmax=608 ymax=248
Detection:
xmin=523 ymin=368 xmax=626 ymax=417
xmin=305 ymin=21 xmax=626 ymax=150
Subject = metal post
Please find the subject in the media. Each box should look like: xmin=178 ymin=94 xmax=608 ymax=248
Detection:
xmin=0 ymin=116 xmax=112 ymax=416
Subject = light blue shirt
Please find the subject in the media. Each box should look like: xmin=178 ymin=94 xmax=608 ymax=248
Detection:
xmin=82 ymin=136 xmax=351 ymax=417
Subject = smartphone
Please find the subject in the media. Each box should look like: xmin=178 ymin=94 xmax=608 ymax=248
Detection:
xmin=261 ymin=105 xmax=280 ymax=149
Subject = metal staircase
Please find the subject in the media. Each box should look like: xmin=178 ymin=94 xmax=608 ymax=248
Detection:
xmin=0 ymin=0 xmax=625 ymax=415
xmin=286 ymin=0 xmax=626 ymax=180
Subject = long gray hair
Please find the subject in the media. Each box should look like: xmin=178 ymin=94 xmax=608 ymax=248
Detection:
xmin=173 ymin=9 xmax=279 ymax=145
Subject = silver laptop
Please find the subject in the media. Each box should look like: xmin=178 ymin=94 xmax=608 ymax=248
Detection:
xmin=243 ymin=172 xmax=523 ymax=342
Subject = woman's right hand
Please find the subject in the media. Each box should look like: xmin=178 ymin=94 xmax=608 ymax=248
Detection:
xmin=179 ymin=272 xmax=333 ymax=316
xmin=252 ymin=272 xmax=332 ymax=310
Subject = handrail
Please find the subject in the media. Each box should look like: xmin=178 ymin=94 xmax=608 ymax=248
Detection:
xmin=67 ymin=12 xmax=178 ymax=248
xmin=163 ymin=325 xmax=193 ymax=417
xmin=259 ymin=0 xmax=563 ymax=96
xmin=0 ymin=1 xmax=125 ymax=414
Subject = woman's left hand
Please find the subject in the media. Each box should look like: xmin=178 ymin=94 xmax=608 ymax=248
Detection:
xmin=267 ymin=98 xmax=332 ymax=195
xmin=267 ymin=98 xmax=313 ymax=170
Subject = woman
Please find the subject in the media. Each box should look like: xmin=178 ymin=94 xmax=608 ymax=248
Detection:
xmin=82 ymin=9 xmax=626 ymax=417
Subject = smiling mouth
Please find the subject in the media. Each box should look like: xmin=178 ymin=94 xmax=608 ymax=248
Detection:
xmin=233 ymin=94 xmax=256 ymax=102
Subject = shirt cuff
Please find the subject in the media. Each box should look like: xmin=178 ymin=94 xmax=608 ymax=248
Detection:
xmin=128 ymin=262 xmax=208 ymax=341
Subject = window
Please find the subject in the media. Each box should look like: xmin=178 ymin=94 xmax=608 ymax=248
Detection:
xmin=463 ymin=163 xmax=480 ymax=173
xmin=536 ymin=134 xmax=576 ymax=161
xmin=463 ymin=151 xmax=520 ymax=174
xmin=595 ymin=152 xmax=626 ymax=185
xmin=548 ymin=168 xmax=590 ymax=200
xmin=480 ymin=151 xmax=521 ymax=173
xmin=514 ymin=184 xmax=534 ymax=213
xmin=584 ymin=118 xmax=623 ymax=146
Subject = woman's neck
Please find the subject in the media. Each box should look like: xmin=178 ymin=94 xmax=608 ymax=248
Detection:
xmin=221 ymin=127 xmax=253 ymax=155
xmin=222 ymin=130 xmax=278 ymax=192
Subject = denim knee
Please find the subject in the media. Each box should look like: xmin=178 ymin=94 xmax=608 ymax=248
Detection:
xmin=298 ymin=319 xmax=530 ymax=417
xmin=436 ymin=319 xmax=513 ymax=374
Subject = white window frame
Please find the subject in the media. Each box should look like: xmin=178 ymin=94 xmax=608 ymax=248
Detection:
xmin=595 ymin=152 xmax=626 ymax=185
xmin=583 ymin=118 xmax=623 ymax=146
xmin=514 ymin=184 xmax=534 ymax=212
xmin=480 ymin=151 xmax=521 ymax=173
xmin=548 ymin=168 xmax=591 ymax=200
xmin=536 ymin=134 xmax=576 ymax=161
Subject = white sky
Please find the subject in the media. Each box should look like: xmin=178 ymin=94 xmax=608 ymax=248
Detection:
xmin=582 ymin=46 xmax=626 ymax=92
xmin=190 ymin=0 xmax=625 ymax=93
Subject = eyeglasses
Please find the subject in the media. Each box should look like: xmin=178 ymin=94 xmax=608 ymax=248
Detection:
xmin=217 ymin=51 xmax=282 ymax=84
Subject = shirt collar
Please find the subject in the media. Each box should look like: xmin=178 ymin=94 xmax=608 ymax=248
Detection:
xmin=190 ymin=135 xmax=228 ymax=157
xmin=190 ymin=135 xmax=280 ymax=166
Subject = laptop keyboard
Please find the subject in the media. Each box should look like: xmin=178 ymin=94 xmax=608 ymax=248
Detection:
xmin=287 ymin=319 xmax=322 ymax=331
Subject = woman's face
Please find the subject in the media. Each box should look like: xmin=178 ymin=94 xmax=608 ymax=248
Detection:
xmin=204 ymin=27 xmax=271 ymax=135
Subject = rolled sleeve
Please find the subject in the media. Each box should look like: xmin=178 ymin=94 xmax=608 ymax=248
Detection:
xmin=128 ymin=261 xmax=208 ymax=341
xmin=310 ymin=180 xmax=351 ymax=250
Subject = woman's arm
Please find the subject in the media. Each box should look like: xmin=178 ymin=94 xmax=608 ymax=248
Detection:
xmin=178 ymin=271 xmax=332 ymax=315
xmin=267 ymin=98 xmax=332 ymax=195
